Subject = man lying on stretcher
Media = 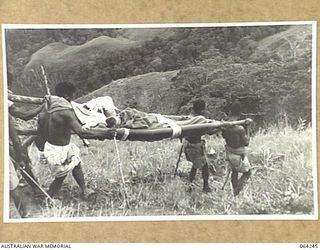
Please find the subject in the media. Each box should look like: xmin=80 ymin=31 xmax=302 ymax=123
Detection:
xmin=71 ymin=96 xmax=218 ymax=130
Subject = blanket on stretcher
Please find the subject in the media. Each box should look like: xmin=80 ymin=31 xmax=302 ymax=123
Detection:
xmin=71 ymin=97 xmax=214 ymax=130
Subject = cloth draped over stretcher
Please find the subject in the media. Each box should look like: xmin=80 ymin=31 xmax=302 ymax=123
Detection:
xmin=70 ymin=96 xmax=119 ymax=129
xmin=71 ymin=97 xmax=214 ymax=130
xmin=118 ymin=108 xmax=211 ymax=129
xmin=71 ymin=101 xmax=108 ymax=129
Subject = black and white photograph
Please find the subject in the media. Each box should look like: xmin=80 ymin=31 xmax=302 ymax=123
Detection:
xmin=2 ymin=22 xmax=317 ymax=222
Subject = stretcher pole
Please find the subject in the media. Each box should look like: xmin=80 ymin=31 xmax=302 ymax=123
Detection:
xmin=113 ymin=135 xmax=130 ymax=209
xmin=18 ymin=166 xmax=56 ymax=205
xmin=174 ymin=143 xmax=184 ymax=177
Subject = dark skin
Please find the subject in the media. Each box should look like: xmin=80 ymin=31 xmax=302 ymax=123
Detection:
xmin=222 ymin=114 xmax=251 ymax=196
xmin=38 ymin=94 xmax=115 ymax=198
xmin=185 ymin=104 xmax=211 ymax=192
xmin=9 ymin=104 xmax=43 ymax=195
xmin=9 ymin=104 xmax=44 ymax=121
xmin=7 ymin=80 xmax=43 ymax=120
xmin=222 ymin=124 xmax=249 ymax=149
xmin=39 ymin=108 xmax=115 ymax=146
xmin=8 ymin=78 xmax=43 ymax=194
xmin=185 ymin=108 xmax=205 ymax=144
xmin=8 ymin=115 xmax=29 ymax=218
xmin=9 ymin=115 xmax=25 ymax=164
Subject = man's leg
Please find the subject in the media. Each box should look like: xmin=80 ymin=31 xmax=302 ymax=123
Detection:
xmin=202 ymin=163 xmax=212 ymax=192
xmin=189 ymin=166 xmax=197 ymax=183
xmin=10 ymin=187 xmax=29 ymax=218
xmin=234 ymin=170 xmax=251 ymax=196
xmin=48 ymin=175 xmax=67 ymax=197
xmin=187 ymin=165 xmax=197 ymax=192
xmin=10 ymin=146 xmax=41 ymax=194
xmin=72 ymin=163 xmax=94 ymax=199
xmin=19 ymin=165 xmax=42 ymax=195
xmin=10 ymin=160 xmax=28 ymax=217
xmin=231 ymin=171 xmax=239 ymax=195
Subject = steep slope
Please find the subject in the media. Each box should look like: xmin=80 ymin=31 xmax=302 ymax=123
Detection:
xmin=10 ymin=25 xmax=312 ymax=125
xmin=70 ymin=25 xmax=312 ymax=123
xmin=250 ymin=25 xmax=312 ymax=62
xmin=77 ymin=70 xmax=181 ymax=114
xmin=117 ymin=28 xmax=175 ymax=41
xmin=171 ymin=25 xmax=313 ymax=124
xmin=24 ymin=36 xmax=139 ymax=72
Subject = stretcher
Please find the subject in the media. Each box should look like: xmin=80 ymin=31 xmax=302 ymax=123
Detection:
xmin=10 ymin=93 xmax=252 ymax=141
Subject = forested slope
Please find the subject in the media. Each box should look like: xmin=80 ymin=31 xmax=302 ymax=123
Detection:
xmin=5 ymin=25 xmax=312 ymax=125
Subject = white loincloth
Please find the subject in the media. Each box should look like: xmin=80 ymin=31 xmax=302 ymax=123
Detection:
xmin=44 ymin=142 xmax=82 ymax=178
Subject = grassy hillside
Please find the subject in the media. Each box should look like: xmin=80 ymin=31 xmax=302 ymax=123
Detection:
xmin=11 ymin=124 xmax=314 ymax=218
xmin=170 ymin=25 xmax=312 ymax=125
xmin=21 ymin=36 xmax=140 ymax=95
xmin=70 ymin=26 xmax=312 ymax=127
xmin=250 ymin=25 xmax=312 ymax=62
xmin=7 ymin=26 xmax=286 ymax=98
xmin=6 ymin=28 xmax=176 ymax=97
xmin=4 ymin=25 xmax=312 ymax=131
xmin=77 ymin=70 xmax=182 ymax=114
xmin=25 ymin=36 xmax=140 ymax=72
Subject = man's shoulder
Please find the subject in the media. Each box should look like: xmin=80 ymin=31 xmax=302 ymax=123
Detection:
xmin=224 ymin=124 xmax=245 ymax=135
xmin=232 ymin=124 xmax=246 ymax=131
xmin=52 ymin=109 xmax=75 ymax=119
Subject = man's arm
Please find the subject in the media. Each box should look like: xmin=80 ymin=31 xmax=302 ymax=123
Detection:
xmin=9 ymin=115 xmax=28 ymax=163
xmin=9 ymin=103 xmax=44 ymax=121
xmin=35 ymin=108 xmax=49 ymax=151
xmin=239 ymin=126 xmax=250 ymax=146
xmin=64 ymin=110 xmax=115 ymax=140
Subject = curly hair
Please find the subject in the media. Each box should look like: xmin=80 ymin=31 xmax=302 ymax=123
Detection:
xmin=230 ymin=100 xmax=242 ymax=116
xmin=55 ymin=82 xmax=76 ymax=98
xmin=193 ymin=99 xmax=206 ymax=114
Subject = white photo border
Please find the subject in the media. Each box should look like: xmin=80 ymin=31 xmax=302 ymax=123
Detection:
xmin=2 ymin=21 xmax=318 ymax=223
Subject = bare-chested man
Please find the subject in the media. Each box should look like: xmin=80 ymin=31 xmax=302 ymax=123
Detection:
xmin=37 ymin=81 xmax=115 ymax=200
xmin=7 ymin=72 xmax=44 ymax=195
xmin=222 ymin=100 xmax=251 ymax=196
xmin=9 ymin=114 xmax=29 ymax=217
xmin=183 ymin=99 xmax=212 ymax=193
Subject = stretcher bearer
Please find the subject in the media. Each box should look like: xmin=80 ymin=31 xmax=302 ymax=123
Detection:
xmin=222 ymin=100 xmax=252 ymax=196
xmin=8 ymin=114 xmax=29 ymax=218
xmin=37 ymin=82 xmax=116 ymax=200
xmin=7 ymin=72 xmax=44 ymax=197
xmin=183 ymin=99 xmax=212 ymax=193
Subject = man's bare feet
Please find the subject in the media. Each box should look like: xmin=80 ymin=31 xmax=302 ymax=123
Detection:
xmin=80 ymin=188 xmax=95 ymax=200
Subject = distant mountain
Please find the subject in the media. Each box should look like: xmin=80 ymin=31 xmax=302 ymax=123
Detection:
xmin=76 ymin=25 xmax=313 ymax=124
xmin=24 ymin=28 xmax=177 ymax=73
xmin=24 ymin=36 xmax=140 ymax=73
xmin=117 ymin=28 xmax=175 ymax=42
xmin=19 ymin=29 xmax=177 ymax=97
xmin=171 ymin=25 xmax=313 ymax=123
xmin=11 ymin=26 xmax=285 ymax=97
xmin=7 ymin=25 xmax=312 ymax=124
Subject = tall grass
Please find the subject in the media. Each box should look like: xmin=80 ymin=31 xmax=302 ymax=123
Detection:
xmin=21 ymin=124 xmax=314 ymax=218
